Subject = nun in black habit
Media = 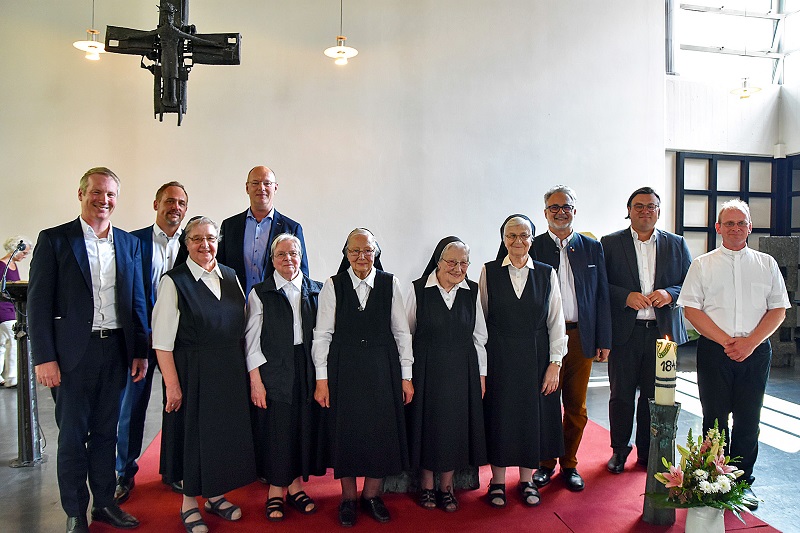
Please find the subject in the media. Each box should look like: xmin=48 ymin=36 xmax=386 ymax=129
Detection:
xmin=312 ymin=228 xmax=413 ymax=527
xmin=478 ymin=214 xmax=567 ymax=508
xmin=406 ymin=236 xmax=488 ymax=513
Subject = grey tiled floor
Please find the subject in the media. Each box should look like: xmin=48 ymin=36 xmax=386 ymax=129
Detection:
xmin=1 ymin=344 xmax=798 ymax=532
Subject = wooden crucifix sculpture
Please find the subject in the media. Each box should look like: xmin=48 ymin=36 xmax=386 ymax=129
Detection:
xmin=105 ymin=0 xmax=241 ymax=125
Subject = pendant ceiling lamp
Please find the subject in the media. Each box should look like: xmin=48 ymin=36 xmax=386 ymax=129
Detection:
xmin=73 ymin=0 xmax=105 ymax=61
xmin=731 ymin=78 xmax=761 ymax=99
xmin=324 ymin=0 xmax=358 ymax=65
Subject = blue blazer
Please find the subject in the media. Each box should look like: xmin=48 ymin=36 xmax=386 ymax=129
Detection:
xmin=532 ymin=232 xmax=612 ymax=357
xmin=28 ymin=218 xmax=149 ymax=373
xmin=129 ymin=224 xmax=189 ymax=322
xmin=217 ymin=208 xmax=309 ymax=289
xmin=600 ymin=228 xmax=691 ymax=346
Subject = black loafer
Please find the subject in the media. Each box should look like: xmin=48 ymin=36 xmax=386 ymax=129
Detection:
xmin=606 ymin=446 xmax=632 ymax=474
xmin=114 ymin=477 xmax=135 ymax=504
xmin=66 ymin=516 xmax=89 ymax=533
xmin=360 ymin=495 xmax=391 ymax=523
xmin=90 ymin=504 xmax=139 ymax=529
xmin=562 ymin=468 xmax=585 ymax=491
xmin=533 ymin=467 xmax=556 ymax=488
xmin=743 ymin=487 xmax=759 ymax=510
xmin=338 ymin=499 xmax=357 ymax=527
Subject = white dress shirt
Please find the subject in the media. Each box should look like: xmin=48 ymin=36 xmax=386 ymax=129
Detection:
xmin=151 ymin=258 xmax=230 ymax=351
xmin=478 ymin=255 xmax=568 ymax=363
xmin=631 ymin=226 xmax=657 ymax=320
xmin=80 ymin=217 xmax=119 ymax=330
xmin=548 ymin=230 xmax=579 ymax=323
xmin=312 ymin=267 xmax=414 ymax=380
xmin=151 ymin=224 xmax=183 ymax=296
xmin=244 ymin=271 xmax=305 ymax=372
xmin=405 ymin=270 xmax=488 ymax=376
xmin=677 ymin=246 xmax=791 ymax=338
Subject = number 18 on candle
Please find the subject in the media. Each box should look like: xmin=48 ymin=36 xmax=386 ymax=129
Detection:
xmin=655 ymin=336 xmax=677 ymax=405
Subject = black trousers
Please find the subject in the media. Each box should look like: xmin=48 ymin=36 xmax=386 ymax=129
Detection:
xmin=53 ymin=334 xmax=128 ymax=516
xmin=608 ymin=322 xmax=659 ymax=456
xmin=696 ymin=336 xmax=771 ymax=484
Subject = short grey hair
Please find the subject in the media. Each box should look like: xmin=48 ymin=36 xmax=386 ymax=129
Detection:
xmin=717 ymin=199 xmax=751 ymax=224
xmin=439 ymin=241 xmax=470 ymax=262
xmin=79 ymin=167 xmax=120 ymax=195
xmin=4 ymin=235 xmax=33 ymax=254
xmin=270 ymin=233 xmax=302 ymax=258
xmin=346 ymin=228 xmax=381 ymax=255
xmin=185 ymin=216 xmax=220 ymax=239
xmin=543 ymin=185 xmax=577 ymax=206
xmin=503 ymin=216 xmax=533 ymax=237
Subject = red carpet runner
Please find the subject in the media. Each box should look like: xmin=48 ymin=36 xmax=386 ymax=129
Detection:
xmin=93 ymin=420 xmax=777 ymax=532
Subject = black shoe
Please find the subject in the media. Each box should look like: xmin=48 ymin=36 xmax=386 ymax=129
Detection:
xmin=533 ymin=466 xmax=556 ymax=488
xmin=170 ymin=481 xmax=183 ymax=494
xmin=360 ymin=495 xmax=390 ymax=523
xmin=90 ymin=504 xmax=139 ymax=529
xmin=562 ymin=468 xmax=585 ymax=491
xmin=66 ymin=516 xmax=89 ymax=533
xmin=114 ymin=476 xmax=135 ymax=504
xmin=338 ymin=499 xmax=357 ymax=527
xmin=743 ymin=487 xmax=759 ymax=510
xmin=607 ymin=446 xmax=632 ymax=474
xmin=637 ymin=454 xmax=649 ymax=467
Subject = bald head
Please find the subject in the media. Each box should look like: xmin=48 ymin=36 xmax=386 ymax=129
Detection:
xmin=246 ymin=165 xmax=278 ymax=216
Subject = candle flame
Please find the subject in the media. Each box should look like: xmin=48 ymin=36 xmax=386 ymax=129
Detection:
xmin=665 ymin=335 xmax=670 ymax=342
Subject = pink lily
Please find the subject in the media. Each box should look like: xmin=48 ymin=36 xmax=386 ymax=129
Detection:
xmin=661 ymin=464 xmax=685 ymax=488
xmin=712 ymin=454 xmax=736 ymax=475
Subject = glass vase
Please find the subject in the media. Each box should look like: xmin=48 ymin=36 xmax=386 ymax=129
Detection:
xmin=685 ymin=505 xmax=724 ymax=533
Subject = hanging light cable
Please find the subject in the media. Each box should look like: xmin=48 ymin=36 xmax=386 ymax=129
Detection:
xmin=73 ymin=0 xmax=105 ymax=61
xmin=324 ymin=0 xmax=358 ymax=65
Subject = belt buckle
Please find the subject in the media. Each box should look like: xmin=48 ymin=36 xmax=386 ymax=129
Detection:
xmin=99 ymin=329 xmax=109 ymax=339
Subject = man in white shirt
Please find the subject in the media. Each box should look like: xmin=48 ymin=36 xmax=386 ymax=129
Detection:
xmin=677 ymin=199 xmax=789 ymax=510
xmin=115 ymin=182 xmax=189 ymax=503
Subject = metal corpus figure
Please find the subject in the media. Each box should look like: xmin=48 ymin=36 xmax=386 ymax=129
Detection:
xmin=105 ymin=0 xmax=241 ymax=125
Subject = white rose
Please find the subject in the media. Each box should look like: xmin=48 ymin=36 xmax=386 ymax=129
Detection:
xmin=693 ymin=469 xmax=708 ymax=480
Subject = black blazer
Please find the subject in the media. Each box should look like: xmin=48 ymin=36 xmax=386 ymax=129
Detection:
xmin=217 ymin=209 xmax=309 ymax=290
xmin=600 ymin=228 xmax=691 ymax=346
xmin=28 ymin=218 xmax=149 ymax=372
xmin=532 ymin=232 xmax=612 ymax=357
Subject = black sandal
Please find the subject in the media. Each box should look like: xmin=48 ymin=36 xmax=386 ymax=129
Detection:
xmin=487 ymin=483 xmax=506 ymax=508
xmin=519 ymin=481 xmax=541 ymax=507
xmin=436 ymin=488 xmax=458 ymax=512
xmin=286 ymin=490 xmax=317 ymax=515
xmin=419 ymin=488 xmax=436 ymax=509
xmin=204 ymin=497 xmax=242 ymax=521
xmin=265 ymin=496 xmax=285 ymax=522
xmin=180 ymin=508 xmax=207 ymax=533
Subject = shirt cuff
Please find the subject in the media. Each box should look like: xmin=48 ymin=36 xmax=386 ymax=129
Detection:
xmin=401 ymin=367 xmax=412 ymax=380
xmin=315 ymin=366 xmax=328 ymax=380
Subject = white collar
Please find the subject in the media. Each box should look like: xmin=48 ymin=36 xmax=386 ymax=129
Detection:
xmin=186 ymin=257 xmax=223 ymax=280
xmin=79 ymin=217 xmax=114 ymax=242
xmin=424 ymin=270 xmax=470 ymax=292
xmin=348 ymin=266 xmax=376 ymax=288
xmin=630 ymin=226 xmax=656 ymax=244
xmin=153 ymin=224 xmax=182 ymax=240
xmin=501 ymin=254 xmax=534 ymax=269
xmin=548 ymin=229 xmax=574 ymax=247
xmin=720 ymin=245 xmax=750 ymax=257
xmin=274 ymin=269 xmax=304 ymax=292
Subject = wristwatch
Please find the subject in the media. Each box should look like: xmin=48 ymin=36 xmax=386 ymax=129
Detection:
xmin=549 ymin=360 xmax=562 ymax=367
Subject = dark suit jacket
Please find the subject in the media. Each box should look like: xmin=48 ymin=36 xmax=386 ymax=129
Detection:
xmin=600 ymin=227 xmax=691 ymax=346
xmin=28 ymin=218 xmax=149 ymax=373
xmin=216 ymin=209 xmax=309 ymax=290
xmin=130 ymin=224 xmax=189 ymax=322
xmin=532 ymin=232 xmax=612 ymax=357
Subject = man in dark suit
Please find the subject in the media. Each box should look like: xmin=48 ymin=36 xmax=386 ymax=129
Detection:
xmin=600 ymin=186 xmax=691 ymax=474
xmin=28 ymin=167 xmax=149 ymax=533
xmin=217 ymin=165 xmax=308 ymax=297
xmin=531 ymin=185 xmax=612 ymax=492
xmin=115 ymin=181 xmax=189 ymax=504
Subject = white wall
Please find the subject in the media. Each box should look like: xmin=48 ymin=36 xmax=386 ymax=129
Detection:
xmin=0 ymin=0 xmax=665 ymax=285
xmin=781 ymin=11 xmax=800 ymax=155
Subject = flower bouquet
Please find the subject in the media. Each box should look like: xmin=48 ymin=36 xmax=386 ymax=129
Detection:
xmin=650 ymin=420 xmax=757 ymax=522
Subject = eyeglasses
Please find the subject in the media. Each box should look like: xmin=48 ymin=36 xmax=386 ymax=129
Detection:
xmin=504 ymin=233 xmax=531 ymax=242
xmin=187 ymin=236 xmax=218 ymax=244
xmin=248 ymin=180 xmax=276 ymax=188
xmin=440 ymin=259 xmax=470 ymax=269
xmin=347 ymin=248 xmax=376 ymax=258
xmin=546 ymin=204 xmax=574 ymax=214
xmin=275 ymin=251 xmax=301 ymax=259
xmin=720 ymin=221 xmax=750 ymax=228
xmin=632 ymin=203 xmax=660 ymax=212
